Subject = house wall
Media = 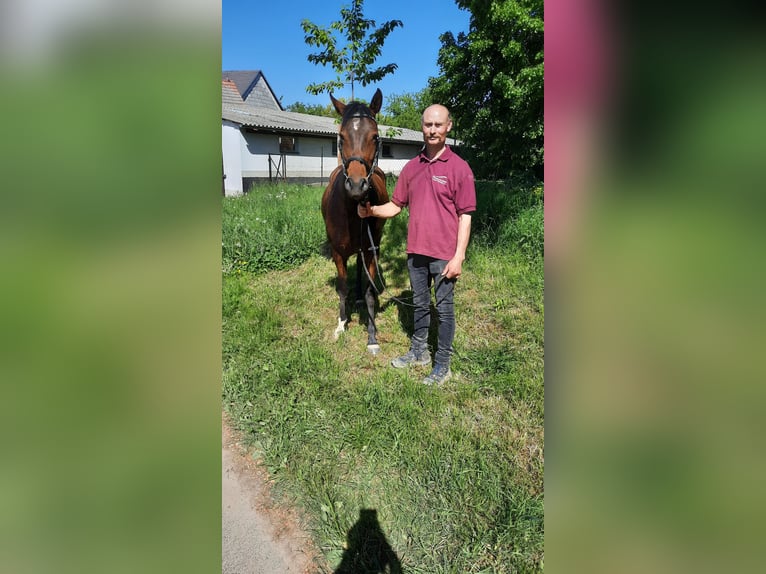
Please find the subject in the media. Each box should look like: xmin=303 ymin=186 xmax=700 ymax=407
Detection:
xmin=222 ymin=121 xmax=244 ymax=196
xmin=237 ymin=131 xmax=421 ymax=192
xmin=380 ymin=141 xmax=423 ymax=175
xmin=239 ymin=133 xmax=338 ymax=188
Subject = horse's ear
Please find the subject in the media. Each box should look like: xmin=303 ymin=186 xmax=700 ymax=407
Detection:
xmin=330 ymin=93 xmax=346 ymax=116
xmin=369 ymin=89 xmax=383 ymax=116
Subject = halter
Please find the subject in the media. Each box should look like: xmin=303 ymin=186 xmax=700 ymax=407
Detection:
xmin=337 ymin=110 xmax=382 ymax=194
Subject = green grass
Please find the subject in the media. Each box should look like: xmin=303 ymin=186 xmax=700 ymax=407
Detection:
xmin=222 ymin=180 xmax=544 ymax=572
xmin=222 ymin=183 xmax=327 ymax=274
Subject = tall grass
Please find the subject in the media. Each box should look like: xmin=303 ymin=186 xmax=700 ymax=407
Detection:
xmin=472 ymin=175 xmax=544 ymax=259
xmin=223 ymin=179 xmax=544 ymax=572
xmin=221 ymin=183 xmax=326 ymax=274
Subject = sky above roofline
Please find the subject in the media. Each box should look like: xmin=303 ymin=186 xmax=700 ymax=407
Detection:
xmin=222 ymin=0 xmax=471 ymax=109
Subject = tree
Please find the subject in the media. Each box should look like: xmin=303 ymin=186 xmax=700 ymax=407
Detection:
xmin=302 ymin=0 xmax=403 ymax=101
xmin=285 ymin=102 xmax=337 ymax=117
xmin=429 ymin=0 xmax=543 ymax=179
xmin=378 ymin=88 xmax=433 ymax=132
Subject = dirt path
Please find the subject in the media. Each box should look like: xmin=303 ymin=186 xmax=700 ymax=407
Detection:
xmin=222 ymin=417 xmax=325 ymax=574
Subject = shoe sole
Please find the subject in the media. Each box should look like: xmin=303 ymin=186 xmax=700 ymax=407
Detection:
xmin=391 ymin=357 xmax=431 ymax=368
xmin=422 ymin=372 xmax=452 ymax=386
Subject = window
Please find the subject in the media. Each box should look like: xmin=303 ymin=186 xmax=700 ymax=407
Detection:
xmin=332 ymin=140 xmax=338 ymax=156
xmin=279 ymin=136 xmax=296 ymax=153
xmin=382 ymin=143 xmax=393 ymax=158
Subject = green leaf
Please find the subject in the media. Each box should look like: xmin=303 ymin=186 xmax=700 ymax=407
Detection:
xmin=429 ymin=0 xmax=543 ymax=179
xmin=301 ymin=0 xmax=403 ymax=99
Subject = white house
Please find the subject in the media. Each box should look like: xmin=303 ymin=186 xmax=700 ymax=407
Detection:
xmin=222 ymin=70 xmax=427 ymax=196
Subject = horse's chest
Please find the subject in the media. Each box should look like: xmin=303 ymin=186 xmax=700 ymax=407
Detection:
xmin=337 ymin=225 xmax=364 ymax=255
xmin=335 ymin=235 xmax=355 ymax=255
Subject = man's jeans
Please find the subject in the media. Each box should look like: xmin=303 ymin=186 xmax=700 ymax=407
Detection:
xmin=407 ymin=254 xmax=456 ymax=367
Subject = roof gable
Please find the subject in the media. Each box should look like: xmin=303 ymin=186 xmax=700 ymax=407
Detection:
xmin=222 ymin=79 xmax=243 ymax=106
xmin=222 ymin=70 xmax=282 ymax=111
xmin=221 ymin=69 xmax=429 ymax=145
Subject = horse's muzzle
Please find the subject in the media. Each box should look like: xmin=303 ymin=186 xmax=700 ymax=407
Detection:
xmin=344 ymin=175 xmax=370 ymax=203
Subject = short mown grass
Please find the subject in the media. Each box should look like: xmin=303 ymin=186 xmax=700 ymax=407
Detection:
xmin=222 ymin=179 xmax=544 ymax=572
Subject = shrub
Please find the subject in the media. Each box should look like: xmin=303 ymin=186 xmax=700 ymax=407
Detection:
xmin=501 ymin=202 xmax=544 ymax=259
xmin=472 ymin=177 xmax=544 ymax=256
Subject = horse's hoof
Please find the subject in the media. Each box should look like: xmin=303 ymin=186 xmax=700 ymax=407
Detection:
xmin=334 ymin=318 xmax=346 ymax=340
xmin=367 ymin=344 xmax=381 ymax=355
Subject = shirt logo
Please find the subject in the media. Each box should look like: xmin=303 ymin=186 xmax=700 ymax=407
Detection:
xmin=432 ymin=175 xmax=448 ymax=185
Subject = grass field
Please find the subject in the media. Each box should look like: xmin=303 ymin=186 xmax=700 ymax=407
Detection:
xmin=222 ymin=179 xmax=544 ymax=572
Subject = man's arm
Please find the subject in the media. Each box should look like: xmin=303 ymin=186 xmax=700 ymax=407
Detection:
xmin=358 ymin=201 xmax=402 ymax=219
xmin=442 ymin=213 xmax=472 ymax=279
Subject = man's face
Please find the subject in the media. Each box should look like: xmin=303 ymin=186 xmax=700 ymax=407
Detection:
xmin=421 ymin=106 xmax=452 ymax=147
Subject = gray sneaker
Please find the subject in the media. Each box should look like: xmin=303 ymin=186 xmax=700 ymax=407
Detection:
xmin=422 ymin=364 xmax=451 ymax=385
xmin=391 ymin=349 xmax=431 ymax=368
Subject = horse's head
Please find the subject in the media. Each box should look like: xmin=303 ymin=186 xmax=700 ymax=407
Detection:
xmin=330 ymin=89 xmax=383 ymax=204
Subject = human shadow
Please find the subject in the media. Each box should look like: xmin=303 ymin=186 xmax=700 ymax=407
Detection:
xmin=334 ymin=508 xmax=403 ymax=574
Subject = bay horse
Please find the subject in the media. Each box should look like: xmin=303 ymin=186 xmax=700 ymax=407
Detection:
xmin=321 ymin=88 xmax=389 ymax=354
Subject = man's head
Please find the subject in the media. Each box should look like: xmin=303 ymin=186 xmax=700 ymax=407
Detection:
xmin=421 ymin=104 xmax=453 ymax=151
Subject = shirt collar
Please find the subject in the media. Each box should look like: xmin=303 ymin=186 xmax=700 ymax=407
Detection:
xmin=419 ymin=145 xmax=453 ymax=163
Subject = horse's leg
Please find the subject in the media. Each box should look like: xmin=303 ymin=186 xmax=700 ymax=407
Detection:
xmin=363 ymin=252 xmax=380 ymax=355
xmin=355 ymin=253 xmax=364 ymax=306
xmin=332 ymin=252 xmax=349 ymax=340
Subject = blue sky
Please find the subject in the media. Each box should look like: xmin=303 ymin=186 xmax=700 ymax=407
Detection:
xmin=222 ymin=0 xmax=471 ymax=109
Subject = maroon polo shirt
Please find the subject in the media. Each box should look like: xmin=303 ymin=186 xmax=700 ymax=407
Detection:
xmin=392 ymin=146 xmax=476 ymax=261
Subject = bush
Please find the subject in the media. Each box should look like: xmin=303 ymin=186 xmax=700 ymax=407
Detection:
xmin=501 ymin=202 xmax=544 ymax=259
xmin=472 ymin=177 xmax=544 ymax=257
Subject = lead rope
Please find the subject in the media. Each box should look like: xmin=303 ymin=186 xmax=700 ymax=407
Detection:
xmin=359 ymin=216 xmax=465 ymax=362
xmin=358 ymin=217 xmax=448 ymax=308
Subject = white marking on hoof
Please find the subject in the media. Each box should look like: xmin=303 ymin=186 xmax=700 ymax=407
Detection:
xmin=333 ymin=318 xmax=346 ymax=340
xmin=367 ymin=344 xmax=381 ymax=355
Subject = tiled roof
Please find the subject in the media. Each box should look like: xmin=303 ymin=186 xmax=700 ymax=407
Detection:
xmin=222 ymin=69 xmax=282 ymax=111
xmin=223 ymin=103 xmax=336 ymax=134
xmin=222 ymin=70 xmax=261 ymax=99
xmin=222 ymin=79 xmax=243 ymax=106
xmin=221 ymin=69 xmax=425 ymax=144
xmin=222 ymin=102 xmax=425 ymax=144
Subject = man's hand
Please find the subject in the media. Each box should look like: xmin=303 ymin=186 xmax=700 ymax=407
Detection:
xmin=357 ymin=202 xmax=373 ymax=218
xmin=442 ymin=256 xmax=464 ymax=279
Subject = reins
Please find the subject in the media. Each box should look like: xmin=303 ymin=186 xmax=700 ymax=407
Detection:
xmin=356 ymin=216 xmax=463 ymax=362
xmin=358 ymin=217 xmax=449 ymax=309
xmin=339 ymin=107 xmax=451 ymax=310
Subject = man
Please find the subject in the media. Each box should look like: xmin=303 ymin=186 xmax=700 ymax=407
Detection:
xmin=358 ymin=104 xmax=476 ymax=385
